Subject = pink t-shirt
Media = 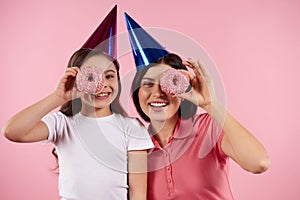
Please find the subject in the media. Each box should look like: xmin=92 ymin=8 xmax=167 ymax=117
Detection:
xmin=147 ymin=113 xmax=234 ymax=200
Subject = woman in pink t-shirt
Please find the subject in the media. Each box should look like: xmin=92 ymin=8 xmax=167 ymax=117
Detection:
xmin=131 ymin=53 xmax=270 ymax=200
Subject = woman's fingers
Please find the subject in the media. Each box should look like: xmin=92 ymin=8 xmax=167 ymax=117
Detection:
xmin=196 ymin=60 xmax=209 ymax=77
xmin=187 ymin=59 xmax=207 ymax=76
xmin=188 ymin=59 xmax=205 ymax=75
xmin=183 ymin=60 xmax=204 ymax=83
xmin=177 ymin=69 xmax=194 ymax=82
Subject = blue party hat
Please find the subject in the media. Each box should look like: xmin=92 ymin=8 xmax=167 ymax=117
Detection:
xmin=82 ymin=5 xmax=117 ymax=58
xmin=124 ymin=13 xmax=169 ymax=70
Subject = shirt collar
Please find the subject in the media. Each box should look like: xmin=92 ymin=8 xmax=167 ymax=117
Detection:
xmin=148 ymin=117 xmax=195 ymax=149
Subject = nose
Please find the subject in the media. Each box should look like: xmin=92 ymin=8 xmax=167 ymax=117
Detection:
xmin=151 ymin=83 xmax=164 ymax=98
xmin=95 ymin=79 xmax=105 ymax=93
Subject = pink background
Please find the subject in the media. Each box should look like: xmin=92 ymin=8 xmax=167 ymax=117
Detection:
xmin=1 ymin=0 xmax=299 ymax=199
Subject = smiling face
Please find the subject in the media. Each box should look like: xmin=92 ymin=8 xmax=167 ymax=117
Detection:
xmin=138 ymin=64 xmax=181 ymax=122
xmin=80 ymin=54 xmax=119 ymax=116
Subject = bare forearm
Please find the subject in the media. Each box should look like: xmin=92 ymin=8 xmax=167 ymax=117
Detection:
xmin=129 ymin=188 xmax=147 ymax=200
xmin=3 ymin=93 xmax=65 ymax=140
xmin=128 ymin=151 xmax=147 ymax=200
xmin=129 ymin=174 xmax=147 ymax=200
xmin=205 ymin=102 xmax=270 ymax=173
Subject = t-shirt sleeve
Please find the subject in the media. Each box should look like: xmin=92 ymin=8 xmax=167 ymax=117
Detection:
xmin=215 ymin=129 xmax=228 ymax=161
xmin=209 ymin=115 xmax=228 ymax=161
xmin=126 ymin=118 xmax=154 ymax=151
xmin=41 ymin=112 xmax=66 ymax=144
xmin=197 ymin=113 xmax=228 ymax=161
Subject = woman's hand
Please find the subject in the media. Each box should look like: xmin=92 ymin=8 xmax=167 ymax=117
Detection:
xmin=178 ymin=59 xmax=217 ymax=112
xmin=180 ymin=60 xmax=270 ymax=174
xmin=54 ymin=67 xmax=84 ymax=103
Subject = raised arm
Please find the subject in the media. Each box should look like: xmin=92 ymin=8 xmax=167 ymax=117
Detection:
xmin=3 ymin=67 xmax=81 ymax=143
xmin=208 ymin=102 xmax=270 ymax=174
xmin=180 ymin=60 xmax=271 ymax=174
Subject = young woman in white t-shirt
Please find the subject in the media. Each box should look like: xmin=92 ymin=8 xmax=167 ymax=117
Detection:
xmin=3 ymin=48 xmax=154 ymax=200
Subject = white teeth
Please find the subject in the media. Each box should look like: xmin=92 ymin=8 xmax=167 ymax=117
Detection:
xmin=96 ymin=93 xmax=108 ymax=97
xmin=150 ymin=102 xmax=167 ymax=107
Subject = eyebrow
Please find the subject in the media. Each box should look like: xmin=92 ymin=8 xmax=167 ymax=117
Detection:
xmin=141 ymin=77 xmax=155 ymax=81
xmin=104 ymin=69 xmax=116 ymax=73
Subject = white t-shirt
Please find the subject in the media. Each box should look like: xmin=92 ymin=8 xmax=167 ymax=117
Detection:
xmin=42 ymin=112 xmax=153 ymax=200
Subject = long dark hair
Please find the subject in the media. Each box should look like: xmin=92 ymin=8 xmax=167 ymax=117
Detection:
xmin=131 ymin=53 xmax=197 ymax=122
xmin=52 ymin=48 xmax=127 ymax=169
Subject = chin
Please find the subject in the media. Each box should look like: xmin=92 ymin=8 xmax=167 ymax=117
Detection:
xmin=148 ymin=113 xmax=168 ymax=122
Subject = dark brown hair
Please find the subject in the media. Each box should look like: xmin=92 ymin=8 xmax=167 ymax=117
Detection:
xmin=131 ymin=53 xmax=197 ymax=122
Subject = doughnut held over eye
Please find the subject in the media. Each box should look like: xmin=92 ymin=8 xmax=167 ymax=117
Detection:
xmin=76 ymin=66 xmax=104 ymax=94
xmin=160 ymin=68 xmax=190 ymax=95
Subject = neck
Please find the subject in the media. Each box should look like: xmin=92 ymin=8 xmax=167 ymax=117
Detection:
xmin=81 ymin=105 xmax=112 ymax=118
xmin=150 ymin=114 xmax=179 ymax=147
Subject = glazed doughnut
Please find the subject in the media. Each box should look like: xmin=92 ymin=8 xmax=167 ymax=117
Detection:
xmin=76 ymin=66 xmax=104 ymax=94
xmin=160 ymin=68 xmax=190 ymax=94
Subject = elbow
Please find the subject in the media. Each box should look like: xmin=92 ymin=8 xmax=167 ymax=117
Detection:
xmin=258 ymin=157 xmax=271 ymax=173
xmin=2 ymin=124 xmax=21 ymax=142
xmin=3 ymin=125 xmax=14 ymax=141
xmin=250 ymin=156 xmax=271 ymax=174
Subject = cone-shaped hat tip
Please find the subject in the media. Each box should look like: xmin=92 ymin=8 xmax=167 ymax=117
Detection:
xmin=81 ymin=5 xmax=117 ymax=58
xmin=124 ymin=12 xmax=169 ymax=70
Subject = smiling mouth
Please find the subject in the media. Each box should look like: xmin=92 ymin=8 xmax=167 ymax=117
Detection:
xmin=149 ymin=102 xmax=169 ymax=107
xmin=93 ymin=92 xmax=110 ymax=98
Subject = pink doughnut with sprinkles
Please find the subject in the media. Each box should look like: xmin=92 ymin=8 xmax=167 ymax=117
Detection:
xmin=76 ymin=66 xmax=104 ymax=94
xmin=160 ymin=68 xmax=190 ymax=94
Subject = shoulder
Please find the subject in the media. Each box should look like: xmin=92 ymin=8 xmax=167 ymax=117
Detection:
xmin=45 ymin=111 xmax=73 ymax=120
xmin=42 ymin=111 xmax=76 ymax=129
xmin=193 ymin=113 xmax=227 ymax=159
xmin=115 ymin=114 xmax=145 ymax=128
xmin=193 ymin=112 xmax=223 ymax=134
xmin=42 ymin=112 xmax=76 ymax=144
xmin=114 ymin=115 xmax=149 ymax=139
xmin=193 ymin=113 xmax=212 ymax=126
xmin=42 ymin=111 xmax=66 ymax=123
